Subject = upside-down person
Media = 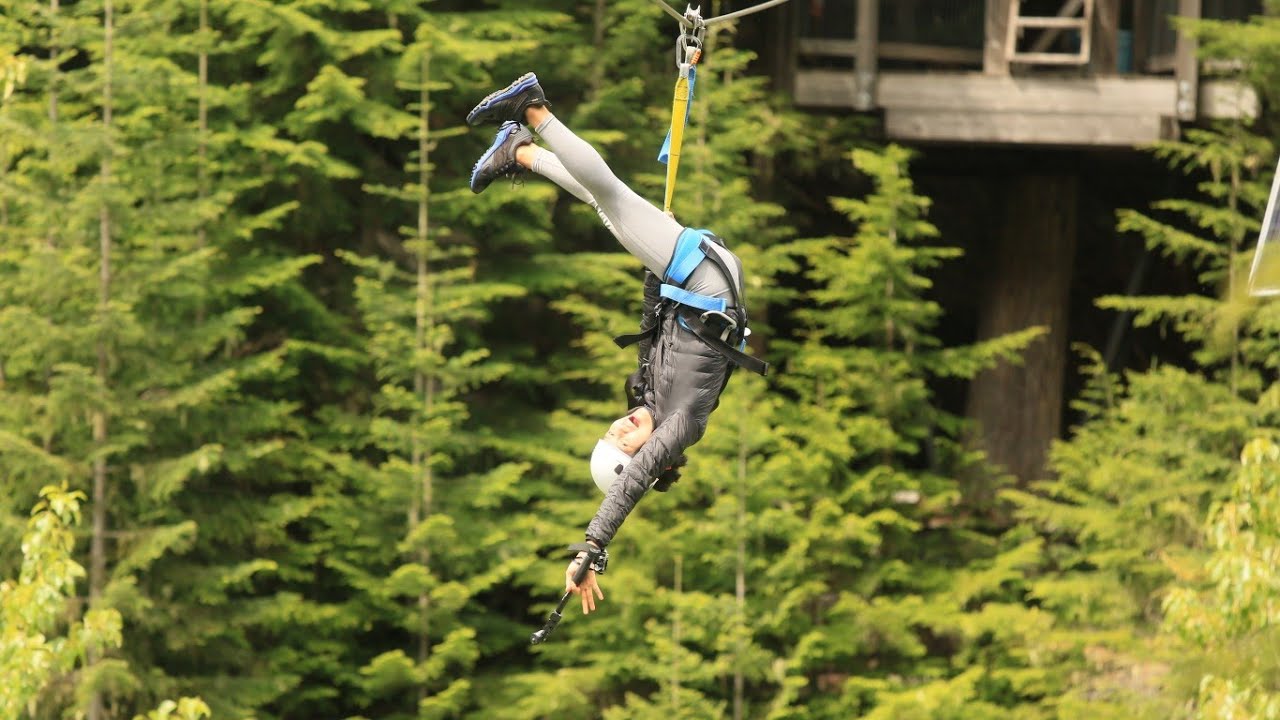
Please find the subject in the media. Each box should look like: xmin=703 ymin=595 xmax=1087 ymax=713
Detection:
xmin=466 ymin=72 xmax=767 ymax=616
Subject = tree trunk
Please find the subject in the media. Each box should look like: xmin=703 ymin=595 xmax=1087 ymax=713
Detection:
xmin=733 ymin=419 xmax=747 ymax=720
xmin=413 ymin=43 xmax=435 ymax=701
xmin=671 ymin=554 xmax=682 ymax=713
xmin=47 ymin=0 xmax=59 ymax=247
xmin=590 ymin=0 xmax=606 ymax=92
xmin=1228 ymin=163 xmax=1241 ymax=394
xmin=88 ymin=2 xmax=114 ymax=719
xmin=196 ymin=0 xmax=207 ymax=325
xmin=965 ymin=174 xmax=1078 ymax=491
xmin=49 ymin=0 xmax=59 ymax=121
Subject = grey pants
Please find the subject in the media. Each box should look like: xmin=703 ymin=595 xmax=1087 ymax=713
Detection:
xmin=532 ymin=116 xmax=729 ymax=299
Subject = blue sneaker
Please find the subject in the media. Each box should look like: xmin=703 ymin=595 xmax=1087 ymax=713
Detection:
xmin=470 ymin=121 xmax=534 ymax=194
xmin=466 ymin=72 xmax=550 ymax=127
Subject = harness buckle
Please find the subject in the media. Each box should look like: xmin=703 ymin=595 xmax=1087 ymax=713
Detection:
xmin=699 ymin=309 xmax=738 ymax=343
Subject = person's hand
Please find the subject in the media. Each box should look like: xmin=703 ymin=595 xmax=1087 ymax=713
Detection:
xmin=565 ymin=553 xmax=604 ymax=614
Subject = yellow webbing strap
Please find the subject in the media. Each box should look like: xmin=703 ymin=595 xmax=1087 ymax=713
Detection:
xmin=663 ymin=73 xmax=690 ymax=214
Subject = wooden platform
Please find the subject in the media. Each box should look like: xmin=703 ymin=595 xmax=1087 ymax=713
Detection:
xmin=794 ymin=70 xmax=1258 ymax=147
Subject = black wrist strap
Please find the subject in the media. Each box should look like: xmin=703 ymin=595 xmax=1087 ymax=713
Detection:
xmin=568 ymin=542 xmax=608 ymax=575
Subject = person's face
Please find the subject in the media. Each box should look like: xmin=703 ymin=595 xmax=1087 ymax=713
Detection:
xmin=602 ymin=407 xmax=654 ymax=456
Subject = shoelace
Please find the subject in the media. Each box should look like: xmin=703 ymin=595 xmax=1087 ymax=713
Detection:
xmin=470 ymin=156 xmax=527 ymax=189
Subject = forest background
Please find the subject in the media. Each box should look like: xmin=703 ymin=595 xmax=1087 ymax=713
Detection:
xmin=4 ymin=0 xmax=1280 ymax=718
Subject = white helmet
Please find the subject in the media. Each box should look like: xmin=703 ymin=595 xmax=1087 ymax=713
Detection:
xmin=590 ymin=440 xmax=631 ymax=494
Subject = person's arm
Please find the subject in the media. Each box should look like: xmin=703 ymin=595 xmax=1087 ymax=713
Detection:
xmin=584 ymin=408 xmax=702 ymax=546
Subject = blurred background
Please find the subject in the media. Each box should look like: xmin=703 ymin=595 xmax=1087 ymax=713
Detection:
xmin=3 ymin=0 xmax=1280 ymax=718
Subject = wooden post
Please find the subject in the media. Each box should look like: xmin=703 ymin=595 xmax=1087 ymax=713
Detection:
xmin=765 ymin=0 xmax=797 ymax=97
xmin=1174 ymin=0 xmax=1200 ymax=120
xmin=1133 ymin=0 xmax=1150 ymax=71
xmin=985 ymin=0 xmax=1013 ymax=75
xmin=1093 ymin=0 xmax=1121 ymax=73
xmin=855 ymin=0 xmax=878 ymax=110
xmin=966 ymin=174 xmax=1078 ymax=491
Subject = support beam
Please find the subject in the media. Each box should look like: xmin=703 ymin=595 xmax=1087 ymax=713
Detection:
xmin=885 ymin=108 xmax=1167 ymax=145
xmin=803 ymin=71 xmax=1179 ymax=114
xmin=794 ymin=70 xmax=1256 ymax=145
xmin=854 ymin=0 xmax=878 ymax=110
xmin=986 ymin=0 xmax=1013 ymax=75
xmin=798 ymin=38 xmax=983 ymax=66
xmin=1174 ymin=0 xmax=1201 ymax=120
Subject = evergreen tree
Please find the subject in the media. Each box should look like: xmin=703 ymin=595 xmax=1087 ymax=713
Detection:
xmin=290 ymin=4 xmax=581 ymax=718
xmin=0 ymin=0 xmax=329 ymax=716
xmin=764 ymin=145 xmax=1041 ymax=719
xmin=327 ymin=20 xmax=527 ymax=711
xmin=1005 ymin=123 xmax=1279 ymax=716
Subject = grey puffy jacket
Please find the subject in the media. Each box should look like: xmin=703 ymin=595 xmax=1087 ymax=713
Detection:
xmin=584 ymin=271 xmax=734 ymax=547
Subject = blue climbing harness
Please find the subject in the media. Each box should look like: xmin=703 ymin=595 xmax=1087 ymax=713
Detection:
xmin=661 ymin=227 xmax=729 ymax=314
xmin=612 ymin=227 xmax=768 ymax=376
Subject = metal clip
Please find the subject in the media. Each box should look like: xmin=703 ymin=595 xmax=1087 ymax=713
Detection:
xmin=675 ymin=4 xmax=706 ymax=69
xmin=683 ymin=3 xmax=705 ymax=32
xmin=699 ymin=309 xmax=738 ymax=343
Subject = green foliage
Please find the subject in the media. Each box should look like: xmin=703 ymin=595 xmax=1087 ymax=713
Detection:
xmin=0 ymin=46 xmax=24 ymax=102
xmin=1103 ymin=127 xmax=1274 ymax=382
xmin=0 ymin=486 xmax=122 ymax=718
xmin=14 ymin=1 xmax=1272 ymax=719
xmin=1161 ymin=438 xmax=1280 ymax=718
xmin=749 ymin=145 xmax=1045 ymax=719
xmin=133 ymin=698 xmax=212 ymax=720
xmin=0 ymin=0 xmax=338 ymax=715
xmin=1004 ymin=80 xmax=1280 ymax=714
xmin=1 ymin=486 xmax=212 ymax=720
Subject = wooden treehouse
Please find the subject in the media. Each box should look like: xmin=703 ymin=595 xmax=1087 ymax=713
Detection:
xmin=761 ymin=1 xmax=1262 ymax=488
xmin=769 ymin=0 xmax=1259 ymax=146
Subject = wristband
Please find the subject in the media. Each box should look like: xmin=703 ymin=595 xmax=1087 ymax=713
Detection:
xmin=568 ymin=542 xmax=609 ymax=575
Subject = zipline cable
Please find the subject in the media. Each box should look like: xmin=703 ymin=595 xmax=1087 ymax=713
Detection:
xmin=647 ymin=0 xmax=691 ymax=26
xmin=703 ymin=0 xmax=793 ymax=26
xmin=646 ymin=0 xmax=793 ymax=27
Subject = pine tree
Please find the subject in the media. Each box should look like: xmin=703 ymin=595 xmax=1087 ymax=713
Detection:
xmin=288 ymin=4 xmax=576 ymax=718
xmin=762 ymin=145 xmax=1042 ymax=719
xmin=1004 ymin=123 xmax=1278 ymax=716
xmin=0 ymin=0 xmax=332 ymax=715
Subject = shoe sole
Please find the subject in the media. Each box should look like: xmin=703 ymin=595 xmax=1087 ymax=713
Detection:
xmin=466 ymin=72 xmax=539 ymax=126
xmin=470 ymin=123 xmax=519 ymax=193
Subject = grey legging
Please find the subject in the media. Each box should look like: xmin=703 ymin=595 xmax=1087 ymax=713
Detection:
xmin=532 ymin=115 xmax=730 ymax=300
